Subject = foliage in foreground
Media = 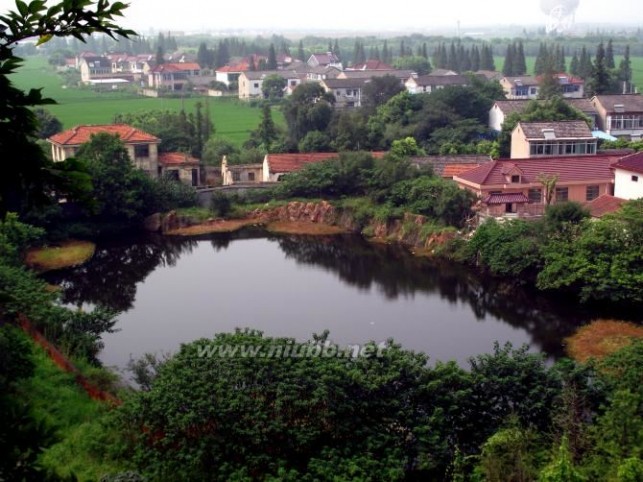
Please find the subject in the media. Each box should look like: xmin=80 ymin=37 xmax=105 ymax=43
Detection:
xmin=107 ymin=331 xmax=643 ymax=481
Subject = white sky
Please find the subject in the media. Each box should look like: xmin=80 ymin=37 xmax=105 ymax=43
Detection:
xmin=0 ymin=0 xmax=641 ymax=33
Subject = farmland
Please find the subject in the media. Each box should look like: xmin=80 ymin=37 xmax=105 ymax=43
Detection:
xmin=10 ymin=56 xmax=284 ymax=147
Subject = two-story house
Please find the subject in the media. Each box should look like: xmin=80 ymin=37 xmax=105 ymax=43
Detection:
xmin=591 ymin=94 xmax=643 ymax=140
xmin=510 ymin=121 xmax=596 ymax=159
xmin=405 ymin=74 xmax=476 ymax=94
xmin=500 ymin=76 xmax=540 ymax=99
xmin=489 ymin=99 xmax=598 ymax=132
xmin=237 ymin=71 xmax=301 ymax=99
xmin=79 ymin=56 xmax=112 ymax=83
xmin=307 ymin=52 xmax=342 ymax=70
xmin=48 ymin=124 xmax=161 ymax=177
xmin=453 ymin=153 xmax=624 ymax=218
xmin=320 ymin=78 xmax=367 ymax=108
xmin=148 ymin=62 xmax=201 ymax=91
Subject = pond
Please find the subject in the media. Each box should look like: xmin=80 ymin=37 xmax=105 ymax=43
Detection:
xmin=46 ymin=230 xmax=628 ymax=371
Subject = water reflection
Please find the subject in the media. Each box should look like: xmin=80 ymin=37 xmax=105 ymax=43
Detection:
xmin=46 ymin=230 xmax=635 ymax=362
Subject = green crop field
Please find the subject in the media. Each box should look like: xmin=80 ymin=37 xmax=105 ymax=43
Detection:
xmin=10 ymin=56 xmax=284 ymax=147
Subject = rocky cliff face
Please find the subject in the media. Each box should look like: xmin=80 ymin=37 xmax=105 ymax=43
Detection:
xmin=255 ymin=201 xmax=457 ymax=253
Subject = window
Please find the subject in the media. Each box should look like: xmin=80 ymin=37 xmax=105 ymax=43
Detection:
xmin=511 ymin=174 xmax=520 ymax=183
xmin=253 ymin=82 xmax=259 ymax=88
xmin=134 ymin=144 xmax=149 ymax=158
xmin=232 ymin=172 xmax=241 ymax=182
xmin=633 ymin=175 xmax=640 ymax=182
xmin=586 ymin=185 xmax=599 ymax=201
xmin=248 ymin=172 xmax=255 ymax=181
xmin=555 ymin=187 xmax=569 ymax=203
xmin=528 ymin=188 xmax=542 ymax=203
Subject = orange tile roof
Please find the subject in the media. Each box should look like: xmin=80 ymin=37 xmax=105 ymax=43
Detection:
xmin=159 ymin=152 xmax=199 ymax=166
xmin=151 ymin=62 xmax=201 ymax=73
xmin=585 ymin=194 xmax=626 ymax=218
xmin=442 ymin=163 xmax=482 ymax=178
xmin=49 ymin=124 xmax=159 ymax=145
xmin=267 ymin=152 xmax=386 ymax=174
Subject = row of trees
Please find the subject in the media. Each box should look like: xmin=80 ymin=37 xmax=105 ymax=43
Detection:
xmin=433 ymin=41 xmax=496 ymax=73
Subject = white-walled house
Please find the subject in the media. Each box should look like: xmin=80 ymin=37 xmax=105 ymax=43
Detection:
xmin=613 ymin=153 xmax=643 ymax=199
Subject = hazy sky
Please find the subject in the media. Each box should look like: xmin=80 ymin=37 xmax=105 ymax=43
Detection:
xmin=0 ymin=0 xmax=640 ymax=33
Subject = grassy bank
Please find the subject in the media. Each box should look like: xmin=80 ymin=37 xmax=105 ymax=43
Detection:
xmin=17 ymin=342 xmax=128 ymax=481
xmin=25 ymin=240 xmax=95 ymax=272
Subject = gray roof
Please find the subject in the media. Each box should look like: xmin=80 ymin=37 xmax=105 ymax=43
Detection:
xmin=410 ymin=154 xmax=490 ymax=176
xmin=502 ymin=75 xmax=539 ymax=87
xmin=411 ymin=74 xmax=476 ymax=87
xmin=517 ymin=120 xmax=593 ymax=140
xmin=339 ymin=69 xmax=414 ymax=79
xmin=322 ymin=78 xmax=368 ymax=89
xmin=493 ymin=98 xmax=597 ymax=116
xmin=593 ymin=94 xmax=643 ymax=113
xmin=241 ymin=70 xmax=299 ymax=81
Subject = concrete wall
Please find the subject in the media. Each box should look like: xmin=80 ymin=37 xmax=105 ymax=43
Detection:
xmin=614 ymin=168 xmax=643 ymax=199
xmin=510 ymin=125 xmax=530 ymax=159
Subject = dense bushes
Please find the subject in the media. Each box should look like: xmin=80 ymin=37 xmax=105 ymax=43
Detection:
xmin=111 ymin=331 xmax=643 ymax=481
xmin=460 ymin=199 xmax=643 ymax=303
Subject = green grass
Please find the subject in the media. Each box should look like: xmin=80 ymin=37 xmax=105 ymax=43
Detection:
xmin=17 ymin=342 xmax=130 ymax=480
xmin=10 ymin=56 xmax=285 ymax=147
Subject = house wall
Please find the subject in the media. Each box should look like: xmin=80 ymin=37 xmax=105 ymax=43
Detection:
xmin=238 ymin=74 xmax=263 ymax=99
xmin=614 ymin=168 xmax=643 ymax=199
xmin=510 ymin=126 xmax=530 ymax=159
xmin=162 ymin=166 xmax=199 ymax=186
xmin=127 ymin=143 xmax=159 ymax=177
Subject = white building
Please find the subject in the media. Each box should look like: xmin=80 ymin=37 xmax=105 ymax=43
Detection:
xmin=613 ymin=153 xmax=643 ymax=199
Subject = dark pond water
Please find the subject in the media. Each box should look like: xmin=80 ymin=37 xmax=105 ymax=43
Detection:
xmin=46 ymin=230 xmax=630 ymax=371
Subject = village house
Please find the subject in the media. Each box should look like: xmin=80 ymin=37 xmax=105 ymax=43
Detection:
xmin=158 ymin=152 xmax=201 ymax=186
xmin=591 ymin=94 xmax=643 ymax=140
xmin=320 ymin=78 xmax=367 ymax=108
xmin=215 ymin=63 xmax=248 ymax=87
xmin=148 ymin=62 xmax=201 ymax=91
xmin=346 ymin=60 xmax=393 ymax=71
xmin=337 ymin=69 xmax=414 ymax=86
xmin=500 ymin=76 xmax=540 ymax=99
xmin=237 ymin=71 xmax=301 ymax=99
xmin=489 ymin=99 xmax=599 ymax=132
xmin=48 ymin=124 xmax=161 ymax=177
xmin=510 ymin=121 xmax=596 ymax=159
xmin=221 ymin=156 xmax=263 ymax=185
xmin=307 ymin=52 xmax=342 ymax=70
xmin=405 ymin=74 xmax=476 ymax=94
xmin=453 ymin=153 xmax=623 ymax=219
xmin=500 ymin=73 xmax=584 ymax=100
xmin=302 ymin=65 xmax=342 ymax=82
xmin=79 ymin=56 xmax=112 ymax=83
xmin=612 ymin=152 xmax=643 ymax=199
xmin=262 ymin=153 xmax=340 ymax=182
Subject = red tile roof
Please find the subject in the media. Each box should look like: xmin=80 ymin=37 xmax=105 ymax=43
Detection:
xmin=585 ymin=194 xmax=626 ymax=218
xmin=483 ymin=193 xmax=530 ymax=204
xmin=267 ymin=152 xmax=386 ymax=174
xmin=612 ymin=152 xmax=643 ymax=175
xmin=49 ymin=124 xmax=159 ymax=145
xmin=455 ymin=154 xmax=623 ymax=187
xmin=159 ymin=152 xmax=199 ymax=166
